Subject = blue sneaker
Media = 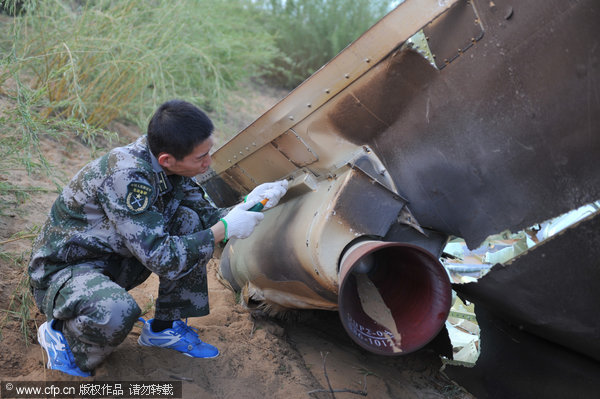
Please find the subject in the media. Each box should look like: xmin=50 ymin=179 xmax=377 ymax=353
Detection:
xmin=138 ymin=318 xmax=219 ymax=359
xmin=37 ymin=320 xmax=92 ymax=377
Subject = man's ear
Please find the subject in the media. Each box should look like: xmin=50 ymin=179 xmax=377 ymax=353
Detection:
xmin=157 ymin=153 xmax=175 ymax=169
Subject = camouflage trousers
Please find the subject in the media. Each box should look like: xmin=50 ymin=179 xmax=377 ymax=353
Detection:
xmin=33 ymin=206 xmax=211 ymax=372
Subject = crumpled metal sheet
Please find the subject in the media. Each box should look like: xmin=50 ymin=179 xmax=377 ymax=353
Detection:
xmin=455 ymin=213 xmax=600 ymax=360
xmin=446 ymin=211 xmax=600 ymax=397
xmin=445 ymin=304 xmax=600 ymax=399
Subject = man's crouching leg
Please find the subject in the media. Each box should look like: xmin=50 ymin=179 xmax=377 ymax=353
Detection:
xmin=51 ymin=269 xmax=141 ymax=372
xmin=136 ymin=205 xmax=218 ymax=359
xmin=138 ymin=263 xmax=219 ymax=359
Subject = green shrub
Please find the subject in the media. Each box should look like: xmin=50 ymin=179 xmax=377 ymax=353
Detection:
xmin=0 ymin=0 xmax=278 ymax=129
xmin=255 ymin=0 xmax=395 ymax=89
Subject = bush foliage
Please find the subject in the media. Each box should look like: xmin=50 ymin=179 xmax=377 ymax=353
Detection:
xmin=255 ymin=0 xmax=396 ymax=89
xmin=0 ymin=0 xmax=278 ymax=129
xmin=0 ymin=0 xmax=397 ymax=132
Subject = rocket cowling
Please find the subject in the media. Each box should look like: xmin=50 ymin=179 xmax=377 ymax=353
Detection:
xmin=219 ymin=164 xmax=452 ymax=355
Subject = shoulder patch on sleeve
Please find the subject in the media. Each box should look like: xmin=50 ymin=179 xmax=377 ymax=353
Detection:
xmin=126 ymin=182 xmax=153 ymax=214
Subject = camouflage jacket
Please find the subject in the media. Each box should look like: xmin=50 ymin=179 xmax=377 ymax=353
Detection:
xmin=29 ymin=136 xmax=224 ymax=290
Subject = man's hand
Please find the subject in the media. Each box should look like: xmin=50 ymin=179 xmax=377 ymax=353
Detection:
xmin=245 ymin=180 xmax=289 ymax=210
xmin=220 ymin=201 xmax=265 ymax=240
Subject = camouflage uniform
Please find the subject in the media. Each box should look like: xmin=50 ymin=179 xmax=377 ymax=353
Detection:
xmin=29 ymin=135 xmax=225 ymax=371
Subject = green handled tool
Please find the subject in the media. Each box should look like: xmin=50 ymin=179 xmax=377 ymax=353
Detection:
xmin=248 ymin=198 xmax=268 ymax=212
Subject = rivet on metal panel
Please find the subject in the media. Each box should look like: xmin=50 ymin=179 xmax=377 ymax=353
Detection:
xmin=233 ymin=155 xmax=237 ymax=159
xmin=289 ymin=115 xmax=294 ymax=120
xmin=228 ymin=159 xmax=231 ymax=163
xmin=325 ymin=89 xmax=331 ymax=94
xmin=364 ymin=58 xmax=371 ymax=63
xmin=239 ymin=151 xmax=243 ymax=155
xmin=307 ymin=103 xmax=312 ymax=108
xmin=245 ymin=147 xmax=249 ymax=151
xmin=252 ymin=142 xmax=256 ymax=146
xmin=344 ymin=73 xmax=350 ymax=79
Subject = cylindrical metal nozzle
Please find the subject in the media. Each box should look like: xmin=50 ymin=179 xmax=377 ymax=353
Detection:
xmin=338 ymin=240 xmax=452 ymax=355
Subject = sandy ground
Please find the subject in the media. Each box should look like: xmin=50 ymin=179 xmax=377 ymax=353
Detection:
xmin=0 ymin=91 xmax=473 ymax=398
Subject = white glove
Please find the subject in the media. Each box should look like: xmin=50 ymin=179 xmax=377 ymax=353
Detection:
xmin=245 ymin=180 xmax=289 ymax=210
xmin=221 ymin=201 xmax=265 ymax=240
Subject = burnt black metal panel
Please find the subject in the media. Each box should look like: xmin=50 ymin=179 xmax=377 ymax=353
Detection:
xmin=367 ymin=0 xmax=600 ymax=248
xmin=444 ymin=304 xmax=600 ymax=399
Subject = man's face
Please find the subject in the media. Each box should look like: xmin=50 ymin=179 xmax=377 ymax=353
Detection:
xmin=162 ymin=135 xmax=214 ymax=177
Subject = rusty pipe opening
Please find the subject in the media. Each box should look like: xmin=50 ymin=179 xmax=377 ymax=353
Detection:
xmin=338 ymin=240 xmax=452 ymax=355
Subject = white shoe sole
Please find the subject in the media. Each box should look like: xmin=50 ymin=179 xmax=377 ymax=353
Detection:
xmin=37 ymin=323 xmax=53 ymax=369
xmin=138 ymin=333 xmax=219 ymax=358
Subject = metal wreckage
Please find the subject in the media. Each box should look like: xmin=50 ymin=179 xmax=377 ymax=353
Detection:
xmin=198 ymin=0 xmax=600 ymax=397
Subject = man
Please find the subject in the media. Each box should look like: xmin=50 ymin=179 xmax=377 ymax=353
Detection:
xmin=29 ymin=99 xmax=288 ymax=377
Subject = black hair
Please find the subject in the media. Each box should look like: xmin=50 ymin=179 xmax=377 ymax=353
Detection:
xmin=147 ymin=99 xmax=214 ymax=160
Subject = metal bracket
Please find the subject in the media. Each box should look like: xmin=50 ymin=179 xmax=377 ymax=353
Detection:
xmin=424 ymin=0 xmax=485 ymax=69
